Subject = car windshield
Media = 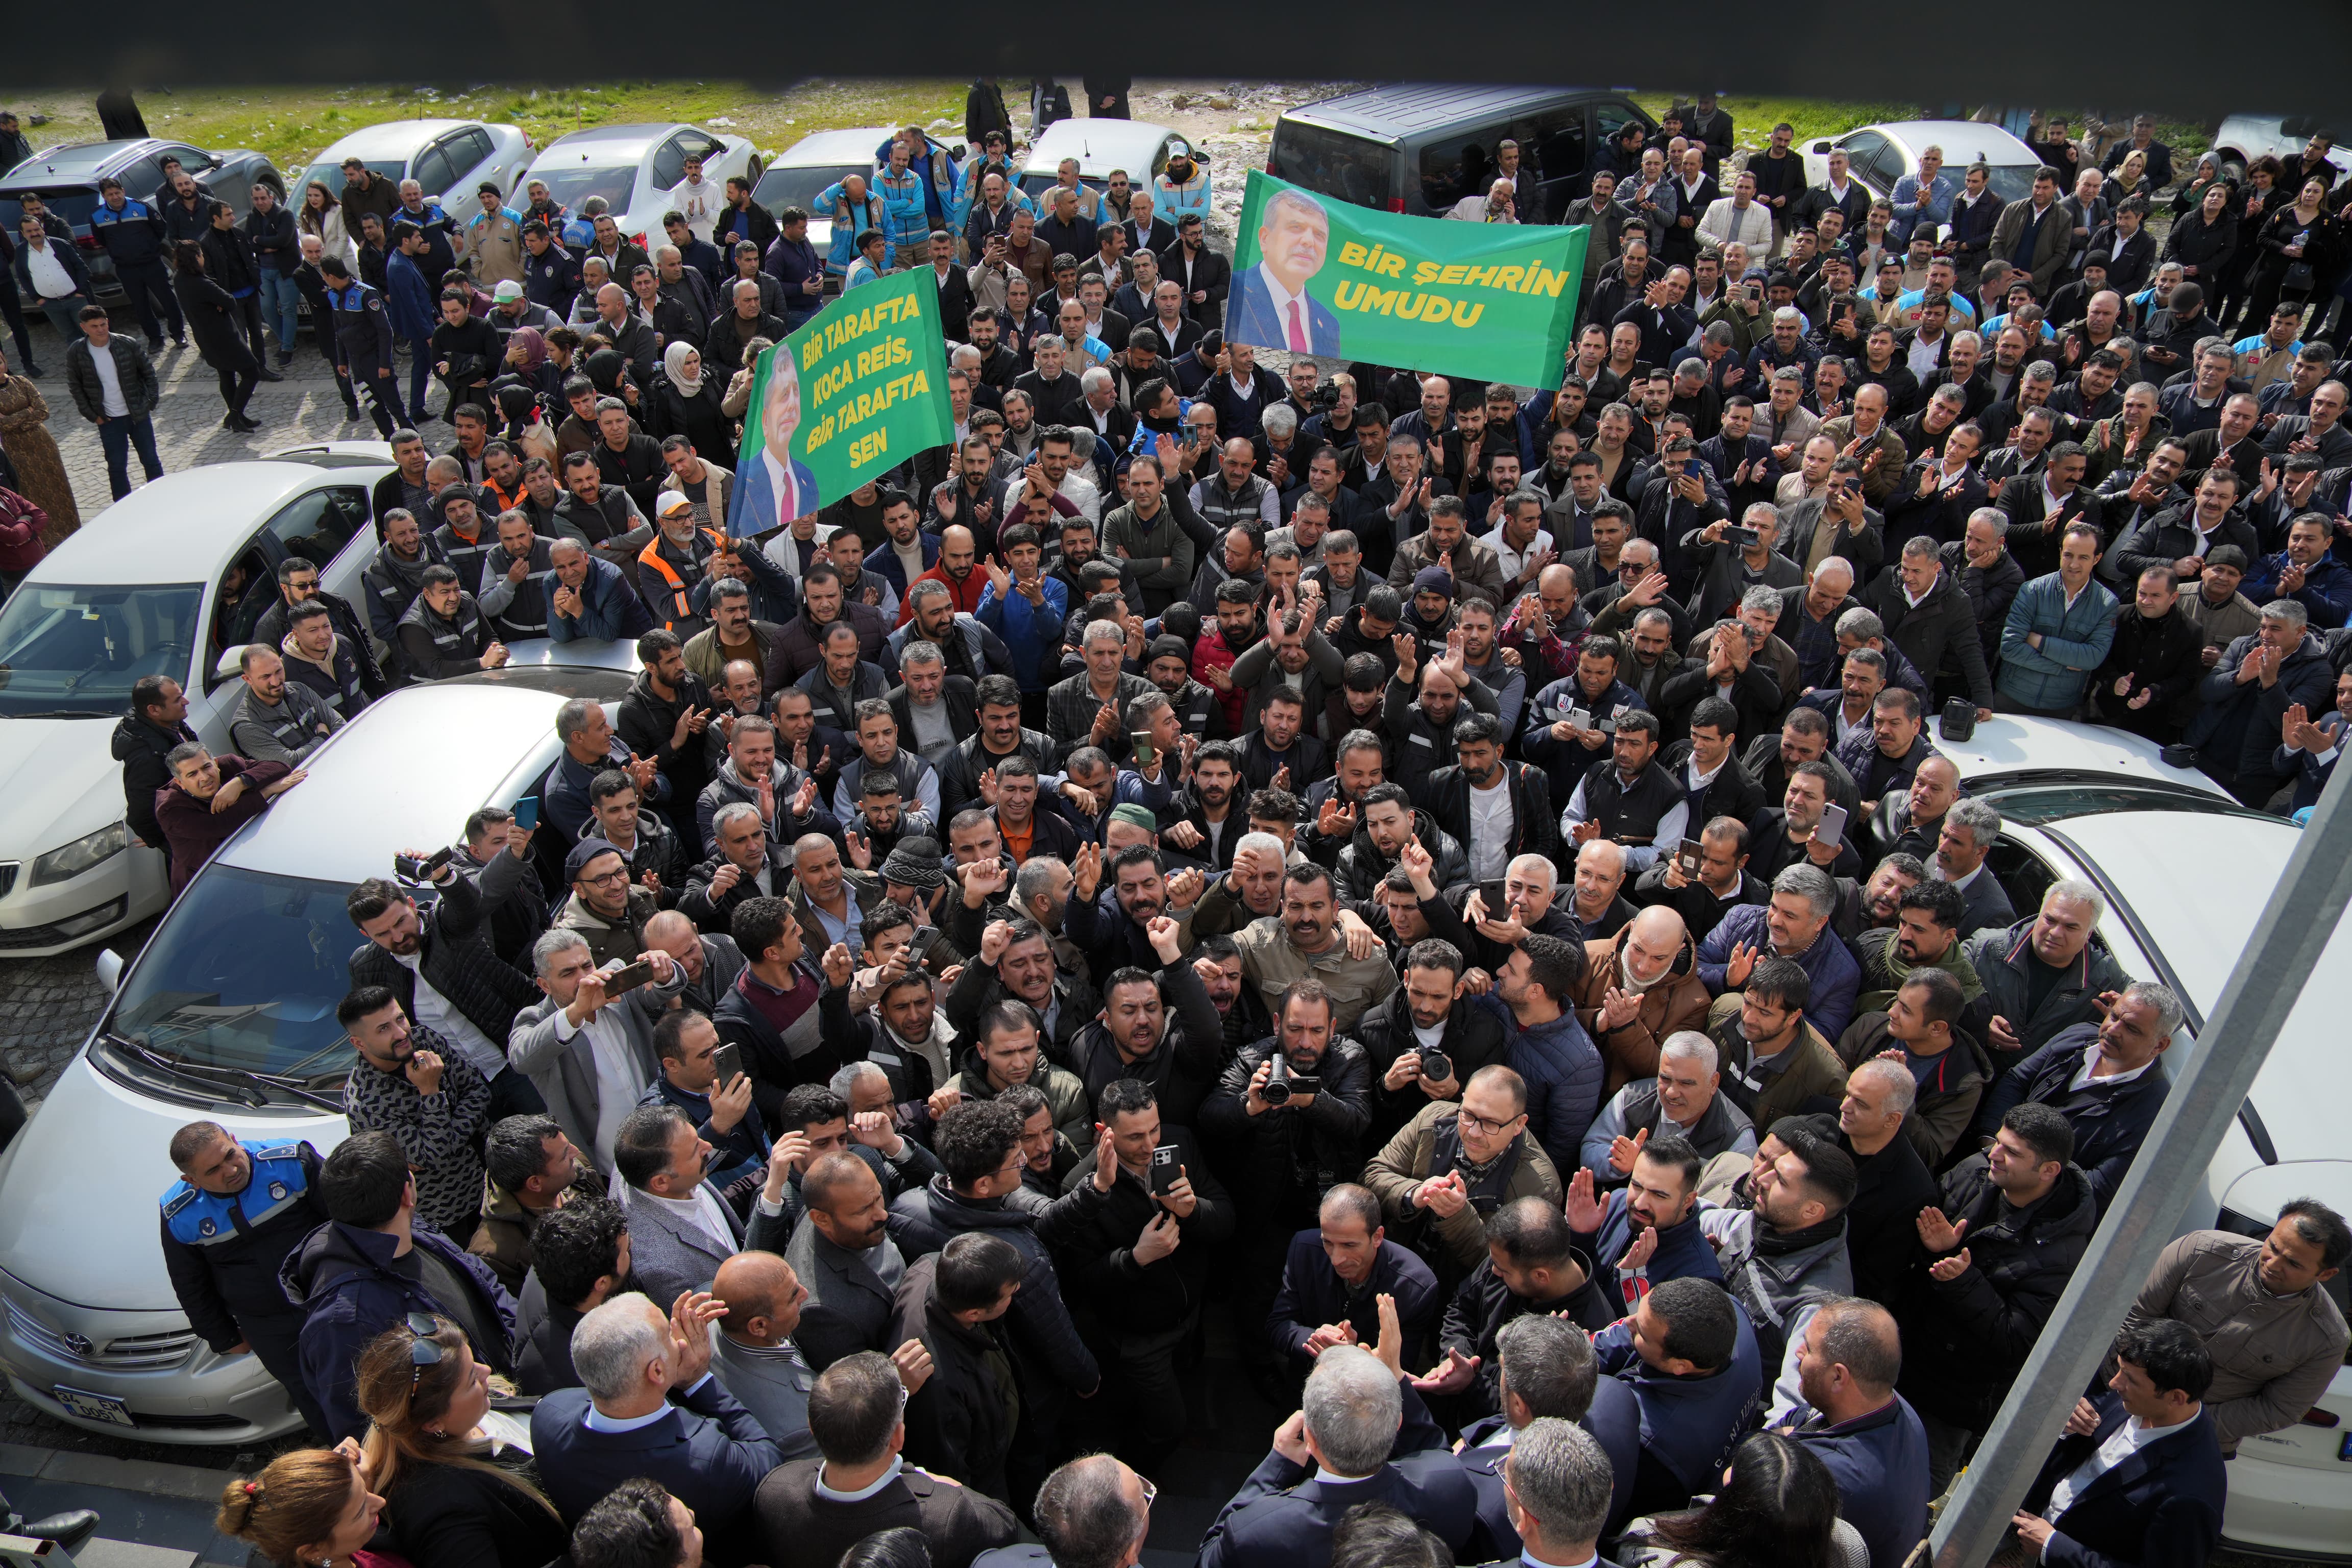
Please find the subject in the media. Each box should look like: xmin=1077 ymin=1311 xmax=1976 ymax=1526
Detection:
xmin=755 ymin=163 xmax=870 ymax=214
xmin=0 ymin=187 xmax=102 ymax=234
xmin=1973 ymin=779 xmax=2266 ymax=826
xmin=530 ymin=161 xmax=637 ymax=213
xmin=0 ymin=583 xmax=199 ymax=717
xmin=102 ymin=866 xmax=356 ymax=1083
xmin=1980 ymin=163 xmax=2037 ymax=204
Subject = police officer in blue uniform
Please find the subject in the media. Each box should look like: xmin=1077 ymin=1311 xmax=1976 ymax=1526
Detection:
xmin=89 ymin=174 xmax=186 ymax=351
xmin=158 ymin=1121 xmax=331 ymax=1434
xmin=315 ymin=254 xmax=400 ymax=440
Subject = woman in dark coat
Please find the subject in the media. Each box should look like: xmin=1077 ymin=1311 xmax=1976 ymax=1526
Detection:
xmin=171 ymin=241 xmax=260 ymax=431
xmin=649 ymin=341 xmax=735 ymax=459
xmin=2240 ymin=175 xmax=2344 ymax=334
xmin=353 ymin=1317 xmax=566 ymax=1568
xmin=2161 ymin=178 xmax=2239 ymax=291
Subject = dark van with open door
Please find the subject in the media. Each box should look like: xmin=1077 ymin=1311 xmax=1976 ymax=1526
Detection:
xmin=1266 ymin=86 xmax=1656 ymax=220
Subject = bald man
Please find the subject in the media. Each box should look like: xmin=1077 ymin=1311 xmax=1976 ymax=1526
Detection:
xmin=1569 ymin=905 xmax=1711 ymax=1090
xmin=1771 ymin=1297 xmax=1930 ymax=1568
xmin=710 ymin=1250 xmax=820 ymax=1459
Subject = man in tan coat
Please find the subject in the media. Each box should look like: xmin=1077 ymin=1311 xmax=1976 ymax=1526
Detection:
xmin=1569 ymin=906 xmax=1710 ymax=1092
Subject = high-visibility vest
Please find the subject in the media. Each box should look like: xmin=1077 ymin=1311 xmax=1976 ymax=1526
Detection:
xmin=638 ymin=527 xmax=723 ymax=628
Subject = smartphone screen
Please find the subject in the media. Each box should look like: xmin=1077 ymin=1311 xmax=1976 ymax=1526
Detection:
xmin=1816 ymin=803 xmax=1850 ymax=850
xmin=512 ymin=796 xmax=540 ymax=832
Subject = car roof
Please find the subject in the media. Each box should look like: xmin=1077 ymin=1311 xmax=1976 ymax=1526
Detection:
xmin=311 ymin=119 xmax=478 ymax=160
xmin=0 ymin=139 xmax=165 ymax=185
xmin=536 ymin=124 xmax=682 ymax=160
xmin=776 ymin=129 xmax=891 ymax=166
xmin=1866 ymin=120 xmax=2040 ymax=166
xmin=1022 ymin=118 xmax=1178 ymax=175
xmin=1922 ymin=715 xmax=2231 ymax=799
xmin=214 ymin=677 xmax=614 ymax=885
xmin=24 ymin=461 xmax=388 ymax=585
xmin=1286 ymin=85 xmax=1621 ymax=138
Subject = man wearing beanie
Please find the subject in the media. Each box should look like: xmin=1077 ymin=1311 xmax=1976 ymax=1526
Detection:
xmin=1403 ymin=565 xmax=1460 ymax=654
xmin=1145 ymin=633 xmax=1227 ymax=738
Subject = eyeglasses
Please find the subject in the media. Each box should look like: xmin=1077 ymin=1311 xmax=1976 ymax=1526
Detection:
xmin=1457 ymin=1107 xmax=1526 ymax=1137
xmin=1140 ymin=1477 xmax=1158 ymax=1509
xmin=581 ymin=867 xmax=633 ymax=886
xmin=404 ymin=1312 xmax=446 ymax=1388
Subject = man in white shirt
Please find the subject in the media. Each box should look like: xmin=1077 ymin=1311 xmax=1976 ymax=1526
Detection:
xmin=664 ymin=153 xmax=724 ymax=244
xmin=1699 ymin=172 xmax=1773 ymax=253
xmin=1487 ymin=490 xmax=1556 ymax=598
xmin=614 ymin=1101 xmax=744 ymax=1300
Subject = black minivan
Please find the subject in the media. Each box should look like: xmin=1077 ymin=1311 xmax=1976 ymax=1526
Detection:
xmin=1267 ymin=85 xmax=1657 ymax=219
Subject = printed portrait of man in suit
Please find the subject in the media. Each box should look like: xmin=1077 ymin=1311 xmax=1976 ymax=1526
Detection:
xmin=1233 ymin=187 xmax=1343 ymax=357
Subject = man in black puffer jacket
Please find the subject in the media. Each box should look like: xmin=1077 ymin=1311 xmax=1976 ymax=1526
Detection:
xmin=112 ymin=675 xmax=198 ymax=851
xmin=1336 ymin=786 xmax=1468 ymax=904
xmin=1899 ymin=1101 xmax=2098 ymax=1492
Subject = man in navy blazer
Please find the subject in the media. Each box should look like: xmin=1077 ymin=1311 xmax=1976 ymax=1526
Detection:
xmin=1770 ymin=1298 xmax=1930 ymax=1568
xmin=731 ymin=352 xmax=823 ymax=537
xmin=1463 ymin=1417 xmax=1624 ymax=1568
xmin=532 ymin=1289 xmax=783 ymax=1568
xmin=1457 ymin=1314 xmax=1644 ymax=1559
xmin=2012 ymin=1319 xmax=2225 ymax=1568
xmin=1268 ymin=1184 xmax=1441 ymax=1370
xmin=1199 ymin=1341 xmax=1477 ymax=1568
xmin=1230 ymin=187 xmax=1344 ymax=358
xmin=1972 ymin=984 xmax=2176 ymax=1216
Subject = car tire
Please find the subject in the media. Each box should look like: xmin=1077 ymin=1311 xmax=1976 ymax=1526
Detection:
xmin=2216 ymin=151 xmax=2246 ymax=183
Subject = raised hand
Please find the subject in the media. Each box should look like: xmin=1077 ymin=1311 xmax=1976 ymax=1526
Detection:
xmin=1724 ymin=940 xmax=1759 ymax=988
xmin=1928 ymin=1247 xmax=1973 ymax=1283
xmin=820 ymin=942 xmax=854 ymax=988
xmin=1916 ymin=1208 xmax=1966 ymax=1254
xmin=1371 ymin=1293 xmax=1405 ymax=1379
xmin=1564 ymin=1165 xmax=1607 ymax=1232
xmin=1411 ymin=1346 xmax=1481 ymax=1394
xmin=891 ymin=1337 xmax=935 ymax=1395
xmin=1607 ymin=1123 xmax=1651 ymax=1175
xmin=1146 ymin=913 xmax=1184 ymax=963
xmin=1621 ymin=1224 xmax=1659 ymax=1271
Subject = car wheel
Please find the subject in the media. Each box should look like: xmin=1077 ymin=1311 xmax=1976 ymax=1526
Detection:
xmin=2216 ymin=151 xmax=2246 ymax=183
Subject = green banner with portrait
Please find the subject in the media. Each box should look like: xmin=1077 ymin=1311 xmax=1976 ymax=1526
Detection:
xmin=1226 ymin=169 xmax=1590 ymax=390
xmin=726 ymin=268 xmax=955 ymax=537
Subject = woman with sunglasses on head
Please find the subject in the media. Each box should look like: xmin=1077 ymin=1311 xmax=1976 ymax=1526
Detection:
xmin=350 ymin=1313 xmax=566 ymax=1568
xmin=216 ymin=1444 xmax=393 ymax=1568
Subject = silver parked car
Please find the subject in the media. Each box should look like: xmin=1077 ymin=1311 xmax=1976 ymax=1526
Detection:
xmin=0 ymin=662 xmax=632 ymax=1442
xmin=292 ymin=118 xmax=535 ymax=210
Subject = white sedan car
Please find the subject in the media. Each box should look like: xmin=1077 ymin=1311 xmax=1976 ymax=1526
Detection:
xmin=1801 ymin=118 xmax=2045 ymax=208
xmin=291 ymin=118 xmax=533 ymax=210
xmin=523 ymin=122 xmax=761 ymax=246
xmin=1931 ymin=716 xmax=2350 ymax=1561
xmin=754 ymin=127 xmax=894 ymax=260
xmin=0 ymin=445 xmax=388 ymax=957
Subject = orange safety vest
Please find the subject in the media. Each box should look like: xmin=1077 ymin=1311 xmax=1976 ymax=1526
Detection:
xmin=637 ymin=527 xmax=724 ymax=629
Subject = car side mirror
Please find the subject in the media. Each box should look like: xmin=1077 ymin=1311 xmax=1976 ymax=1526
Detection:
xmin=94 ymin=948 xmax=123 ymax=993
xmin=213 ymin=647 xmax=243 ymax=684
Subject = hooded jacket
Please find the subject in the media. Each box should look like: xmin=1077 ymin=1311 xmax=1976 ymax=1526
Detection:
xmin=695 ymin=753 xmax=828 ymax=859
xmin=1569 ymin=926 xmax=1712 ymax=1091
xmin=1697 ymin=1204 xmax=1854 ymax=1417
xmin=889 ymin=1176 xmax=1100 ymax=1396
xmin=947 ymin=1050 xmax=1094 ymax=1156
xmin=1899 ymin=1157 xmax=2099 ymax=1428
xmin=279 ymin=1219 xmax=517 ymax=1442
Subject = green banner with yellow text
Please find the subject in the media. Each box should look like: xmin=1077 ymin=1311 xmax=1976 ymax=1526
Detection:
xmin=727 ymin=268 xmax=954 ymax=537
xmin=1228 ymin=169 xmax=1587 ymax=389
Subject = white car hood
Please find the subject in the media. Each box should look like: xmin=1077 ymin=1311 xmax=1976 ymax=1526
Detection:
xmin=0 ymin=718 xmax=131 ymax=856
xmin=0 ymin=1058 xmax=343 ymax=1311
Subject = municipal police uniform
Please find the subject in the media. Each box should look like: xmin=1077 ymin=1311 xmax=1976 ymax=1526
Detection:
xmin=158 ymin=1139 xmax=331 ymax=1434
xmin=88 ymin=196 xmax=185 ymax=347
xmin=322 ymin=277 xmax=401 ymax=438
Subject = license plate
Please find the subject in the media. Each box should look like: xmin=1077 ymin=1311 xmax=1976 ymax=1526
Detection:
xmin=52 ymin=1385 xmax=135 ymax=1428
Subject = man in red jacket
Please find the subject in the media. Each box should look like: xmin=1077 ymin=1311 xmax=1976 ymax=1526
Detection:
xmin=154 ymin=744 xmax=305 ymax=892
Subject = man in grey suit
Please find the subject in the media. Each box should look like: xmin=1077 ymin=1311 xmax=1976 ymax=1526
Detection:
xmin=785 ymin=1151 xmax=908 ymax=1371
xmin=709 ymin=1248 xmax=821 ymax=1460
xmin=1931 ymin=797 xmax=2016 ymax=936
xmin=614 ymin=1102 xmax=748 ymax=1303
xmin=507 ymin=928 xmax=684 ymax=1175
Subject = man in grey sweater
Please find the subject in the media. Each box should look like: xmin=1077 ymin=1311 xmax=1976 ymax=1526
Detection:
xmin=227 ymin=645 xmax=344 ymax=764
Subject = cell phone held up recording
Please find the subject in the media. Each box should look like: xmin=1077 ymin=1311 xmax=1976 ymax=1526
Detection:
xmin=712 ymin=1041 xmax=747 ymax=1088
xmin=603 ymin=958 xmax=658 ymax=996
xmin=1131 ymin=731 xmax=1157 ymax=767
xmin=1725 ymin=524 xmax=1760 ymax=547
xmin=904 ymin=926 xmax=944 ymax=967
xmin=1477 ymin=879 xmax=1510 ymax=917
xmin=394 ymin=846 xmax=454 ymax=882
xmin=1816 ymin=803 xmax=1850 ymax=851
xmin=1149 ymin=1144 xmax=1180 ymax=1196
xmin=511 ymin=796 xmax=540 ymax=832
xmin=1677 ymin=838 xmax=1703 ymax=876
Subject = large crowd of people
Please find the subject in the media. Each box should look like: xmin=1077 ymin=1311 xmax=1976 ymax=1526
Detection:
xmin=12 ymin=85 xmax=2352 ymax=1568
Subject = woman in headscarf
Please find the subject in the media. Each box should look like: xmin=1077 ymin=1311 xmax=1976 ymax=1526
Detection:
xmin=172 ymin=240 xmax=261 ymax=431
xmin=493 ymin=380 xmax=560 ymax=466
xmin=649 ymin=340 xmax=733 ymax=458
xmin=501 ymin=325 xmax=564 ymax=403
